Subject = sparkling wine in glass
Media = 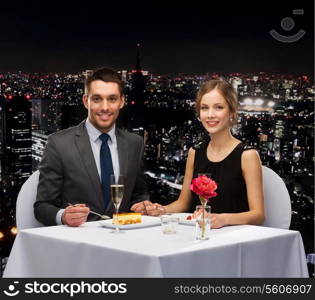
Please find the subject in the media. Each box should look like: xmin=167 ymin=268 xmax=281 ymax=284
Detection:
xmin=110 ymin=174 xmax=124 ymax=233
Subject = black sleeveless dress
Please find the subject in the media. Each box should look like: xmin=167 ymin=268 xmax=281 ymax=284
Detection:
xmin=190 ymin=142 xmax=253 ymax=213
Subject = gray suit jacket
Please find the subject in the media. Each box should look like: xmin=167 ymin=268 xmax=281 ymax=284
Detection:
xmin=34 ymin=121 xmax=149 ymax=226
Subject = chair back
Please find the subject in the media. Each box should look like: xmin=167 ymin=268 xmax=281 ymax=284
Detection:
xmin=16 ymin=170 xmax=44 ymax=230
xmin=262 ymin=166 xmax=291 ymax=229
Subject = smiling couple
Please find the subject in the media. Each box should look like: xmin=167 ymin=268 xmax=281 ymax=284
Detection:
xmin=34 ymin=67 xmax=264 ymax=229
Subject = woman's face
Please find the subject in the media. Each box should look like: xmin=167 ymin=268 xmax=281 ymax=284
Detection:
xmin=199 ymin=89 xmax=231 ymax=135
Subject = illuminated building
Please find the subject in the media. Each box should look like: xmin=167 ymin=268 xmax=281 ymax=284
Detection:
xmin=0 ymin=96 xmax=32 ymax=181
xmin=32 ymin=131 xmax=48 ymax=171
xmin=125 ymin=43 xmax=149 ymax=131
xmin=32 ymin=98 xmax=61 ymax=133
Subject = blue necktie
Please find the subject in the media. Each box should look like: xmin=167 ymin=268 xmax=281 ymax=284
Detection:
xmin=99 ymin=133 xmax=114 ymax=210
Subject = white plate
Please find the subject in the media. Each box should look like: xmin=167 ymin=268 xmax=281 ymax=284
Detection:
xmin=99 ymin=215 xmax=161 ymax=230
xmin=172 ymin=213 xmax=196 ymax=226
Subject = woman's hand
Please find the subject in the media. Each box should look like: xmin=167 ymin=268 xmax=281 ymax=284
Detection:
xmin=131 ymin=201 xmax=166 ymax=216
xmin=130 ymin=200 xmax=153 ymax=215
xmin=210 ymin=213 xmax=228 ymax=229
xmin=145 ymin=203 xmax=166 ymax=216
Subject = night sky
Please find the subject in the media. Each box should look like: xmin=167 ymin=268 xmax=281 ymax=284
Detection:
xmin=0 ymin=0 xmax=313 ymax=75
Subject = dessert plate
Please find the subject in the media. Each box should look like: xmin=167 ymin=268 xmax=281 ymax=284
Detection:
xmin=99 ymin=215 xmax=161 ymax=230
xmin=172 ymin=213 xmax=196 ymax=226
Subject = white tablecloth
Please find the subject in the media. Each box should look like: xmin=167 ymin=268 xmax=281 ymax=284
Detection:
xmin=3 ymin=222 xmax=308 ymax=277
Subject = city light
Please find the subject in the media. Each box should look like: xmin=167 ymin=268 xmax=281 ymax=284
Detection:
xmin=10 ymin=226 xmax=18 ymax=235
xmin=255 ymin=98 xmax=264 ymax=106
xmin=243 ymin=98 xmax=253 ymax=105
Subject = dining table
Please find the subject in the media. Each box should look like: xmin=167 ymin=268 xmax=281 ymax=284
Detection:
xmin=3 ymin=216 xmax=308 ymax=278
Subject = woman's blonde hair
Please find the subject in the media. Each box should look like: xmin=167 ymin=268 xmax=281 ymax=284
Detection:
xmin=195 ymin=79 xmax=238 ymax=126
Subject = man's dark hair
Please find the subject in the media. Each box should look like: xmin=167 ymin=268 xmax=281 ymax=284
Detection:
xmin=84 ymin=67 xmax=124 ymax=96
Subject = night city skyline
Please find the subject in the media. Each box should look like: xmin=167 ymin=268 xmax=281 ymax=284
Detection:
xmin=1 ymin=69 xmax=314 ymax=273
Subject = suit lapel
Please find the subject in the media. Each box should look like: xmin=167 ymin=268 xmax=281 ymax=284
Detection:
xmin=116 ymin=128 xmax=129 ymax=178
xmin=74 ymin=122 xmax=104 ymax=210
xmin=115 ymin=128 xmax=129 ymax=212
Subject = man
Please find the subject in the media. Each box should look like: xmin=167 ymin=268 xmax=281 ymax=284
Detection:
xmin=34 ymin=68 xmax=150 ymax=226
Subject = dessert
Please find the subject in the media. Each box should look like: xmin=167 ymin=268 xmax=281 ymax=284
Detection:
xmin=186 ymin=209 xmax=210 ymax=220
xmin=113 ymin=212 xmax=142 ymax=225
xmin=186 ymin=212 xmax=198 ymax=220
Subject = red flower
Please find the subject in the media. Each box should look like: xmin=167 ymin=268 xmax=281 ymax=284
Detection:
xmin=190 ymin=175 xmax=218 ymax=200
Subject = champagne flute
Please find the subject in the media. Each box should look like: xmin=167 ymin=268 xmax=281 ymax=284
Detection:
xmin=110 ymin=174 xmax=124 ymax=233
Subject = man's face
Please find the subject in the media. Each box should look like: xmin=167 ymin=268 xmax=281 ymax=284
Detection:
xmin=83 ymin=80 xmax=124 ymax=133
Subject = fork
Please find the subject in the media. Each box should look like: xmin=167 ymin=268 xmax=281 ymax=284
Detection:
xmin=67 ymin=203 xmax=110 ymax=220
xmin=89 ymin=210 xmax=111 ymax=220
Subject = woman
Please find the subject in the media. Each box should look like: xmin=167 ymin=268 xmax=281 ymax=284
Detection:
xmin=132 ymin=79 xmax=264 ymax=228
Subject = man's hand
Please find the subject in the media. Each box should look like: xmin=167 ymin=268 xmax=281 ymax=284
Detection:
xmin=62 ymin=204 xmax=90 ymax=227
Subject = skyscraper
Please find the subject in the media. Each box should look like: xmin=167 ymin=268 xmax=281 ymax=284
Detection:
xmin=31 ymin=131 xmax=48 ymax=172
xmin=131 ymin=44 xmax=145 ymax=103
xmin=124 ymin=44 xmax=148 ymax=132
xmin=0 ymin=96 xmax=32 ymax=182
